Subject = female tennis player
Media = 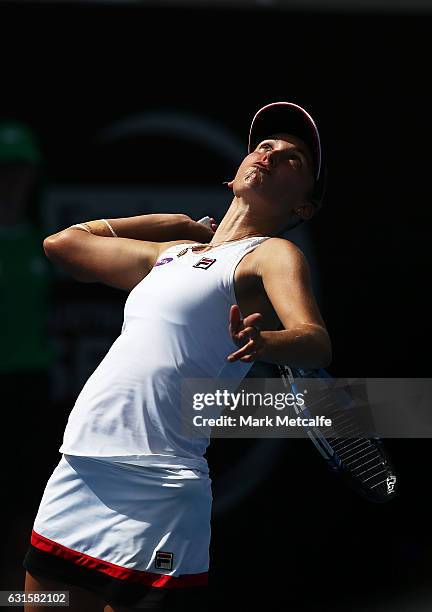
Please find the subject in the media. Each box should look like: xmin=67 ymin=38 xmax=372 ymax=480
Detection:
xmin=23 ymin=102 xmax=331 ymax=611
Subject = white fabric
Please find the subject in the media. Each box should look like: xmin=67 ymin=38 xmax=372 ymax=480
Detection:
xmin=33 ymin=454 xmax=212 ymax=575
xmin=59 ymin=236 xmax=270 ymax=472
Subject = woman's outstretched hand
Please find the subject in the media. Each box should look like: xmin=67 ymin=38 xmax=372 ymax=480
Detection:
xmin=227 ymin=304 xmax=264 ymax=363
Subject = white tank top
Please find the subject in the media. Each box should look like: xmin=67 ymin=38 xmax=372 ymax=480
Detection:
xmin=59 ymin=236 xmax=270 ymax=473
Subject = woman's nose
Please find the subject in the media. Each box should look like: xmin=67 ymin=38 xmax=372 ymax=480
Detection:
xmin=261 ymin=150 xmax=276 ymax=168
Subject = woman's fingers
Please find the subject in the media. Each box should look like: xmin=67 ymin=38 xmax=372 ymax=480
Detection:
xmin=227 ymin=338 xmax=255 ymax=362
xmin=229 ymin=305 xmax=242 ymax=337
xmin=229 ymin=308 xmax=264 ymax=357
xmin=243 ymin=312 xmax=263 ymax=329
xmin=238 ymin=326 xmax=259 ymax=342
xmin=227 ymin=325 xmax=263 ymax=362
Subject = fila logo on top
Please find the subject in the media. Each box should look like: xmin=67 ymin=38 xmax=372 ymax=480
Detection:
xmin=193 ymin=257 xmax=216 ymax=270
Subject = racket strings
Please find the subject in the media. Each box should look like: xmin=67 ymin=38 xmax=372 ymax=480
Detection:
xmin=278 ymin=365 xmax=398 ymax=502
xmin=329 ymin=437 xmax=394 ymax=495
xmin=323 ymin=422 xmax=392 ymax=488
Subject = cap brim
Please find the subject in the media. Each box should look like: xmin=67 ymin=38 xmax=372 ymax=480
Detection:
xmin=248 ymin=102 xmax=322 ymax=181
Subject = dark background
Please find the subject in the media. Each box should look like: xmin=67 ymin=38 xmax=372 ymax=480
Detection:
xmin=1 ymin=2 xmax=431 ymax=611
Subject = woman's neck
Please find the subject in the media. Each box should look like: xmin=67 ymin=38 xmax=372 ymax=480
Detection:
xmin=209 ymin=196 xmax=280 ymax=245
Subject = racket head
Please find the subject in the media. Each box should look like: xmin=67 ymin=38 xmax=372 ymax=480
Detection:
xmin=278 ymin=365 xmax=399 ymax=504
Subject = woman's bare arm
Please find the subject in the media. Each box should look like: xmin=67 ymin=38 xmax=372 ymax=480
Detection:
xmin=43 ymin=213 xmax=212 ymax=292
xmin=46 ymin=213 xmax=214 ymax=243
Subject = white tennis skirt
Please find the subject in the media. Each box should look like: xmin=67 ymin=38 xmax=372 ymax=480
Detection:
xmin=28 ymin=454 xmax=212 ymax=589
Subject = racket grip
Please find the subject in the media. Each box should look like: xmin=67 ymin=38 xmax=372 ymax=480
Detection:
xmin=197 ymin=216 xmax=213 ymax=229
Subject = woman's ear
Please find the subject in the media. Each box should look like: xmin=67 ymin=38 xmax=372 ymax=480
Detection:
xmin=295 ymin=202 xmax=315 ymax=221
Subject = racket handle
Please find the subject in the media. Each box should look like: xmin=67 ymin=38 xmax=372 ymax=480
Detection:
xmin=197 ymin=216 xmax=213 ymax=229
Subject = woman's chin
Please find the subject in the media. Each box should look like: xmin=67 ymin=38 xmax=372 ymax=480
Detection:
xmin=243 ymin=168 xmax=265 ymax=188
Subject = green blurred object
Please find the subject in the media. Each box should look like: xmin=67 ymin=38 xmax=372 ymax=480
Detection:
xmin=0 ymin=121 xmax=43 ymax=164
xmin=0 ymin=222 xmax=55 ymax=372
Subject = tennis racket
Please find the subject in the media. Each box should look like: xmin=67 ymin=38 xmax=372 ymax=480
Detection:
xmin=278 ymin=365 xmax=399 ymax=503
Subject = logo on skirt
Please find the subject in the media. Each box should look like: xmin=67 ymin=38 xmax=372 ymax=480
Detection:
xmin=155 ymin=550 xmax=174 ymax=570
